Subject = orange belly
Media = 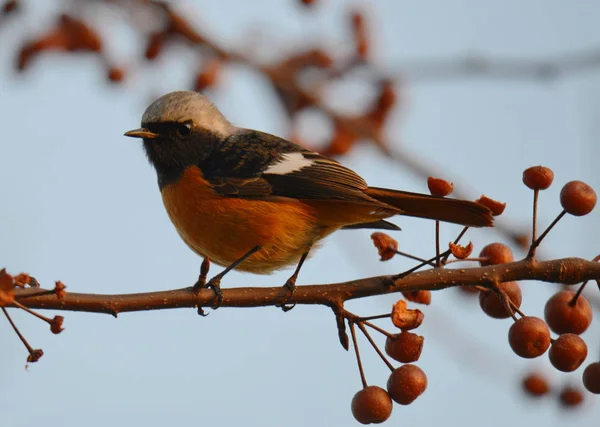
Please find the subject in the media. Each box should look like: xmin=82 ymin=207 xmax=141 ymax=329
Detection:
xmin=160 ymin=166 xmax=323 ymax=273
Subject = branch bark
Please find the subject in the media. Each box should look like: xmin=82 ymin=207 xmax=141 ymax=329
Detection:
xmin=11 ymin=257 xmax=600 ymax=316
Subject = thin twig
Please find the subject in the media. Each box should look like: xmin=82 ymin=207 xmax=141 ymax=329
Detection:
xmin=357 ymin=322 xmax=395 ymax=372
xmin=358 ymin=313 xmax=391 ymax=322
xmin=14 ymin=289 xmax=56 ymax=299
xmin=528 ymin=210 xmax=567 ymax=258
xmin=364 ymin=320 xmax=394 ymax=339
xmin=492 ymin=284 xmax=518 ymax=322
xmin=394 ymin=249 xmax=452 ymax=280
xmin=508 ymin=298 xmax=526 ymax=318
xmin=569 ymin=281 xmax=588 ymax=307
xmin=444 ymin=257 xmax=487 ymax=265
xmin=12 ymin=300 xmax=54 ymax=324
xmin=532 ymin=189 xmax=539 ymax=246
xmin=349 ymin=321 xmax=367 ymax=388
xmin=393 ymin=250 xmax=436 ymax=266
xmin=2 ymin=307 xmax=36 ymax=356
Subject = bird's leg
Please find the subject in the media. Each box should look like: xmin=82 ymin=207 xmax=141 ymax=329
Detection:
xmin=278 ymin=248 xmax=311 ymax=312
xmin=193 ymin=245 xmax=261 ymax=309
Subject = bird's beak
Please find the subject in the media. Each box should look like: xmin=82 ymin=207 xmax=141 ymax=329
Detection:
xmin=124 ymin=128 xmax=158 ymax=139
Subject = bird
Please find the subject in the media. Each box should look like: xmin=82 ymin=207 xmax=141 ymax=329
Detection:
xmin=125 ymin=91 xmax=493 ymax=308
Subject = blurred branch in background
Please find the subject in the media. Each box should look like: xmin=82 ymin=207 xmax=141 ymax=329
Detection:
xmin=389 ymin=48 xmax=600 ymax=83
xmin=5 ymin=0 xmax=600 ymax=250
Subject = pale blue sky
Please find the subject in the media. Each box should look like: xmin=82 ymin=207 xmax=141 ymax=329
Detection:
xmin=1 ymin=1 xmax=599 ymax=426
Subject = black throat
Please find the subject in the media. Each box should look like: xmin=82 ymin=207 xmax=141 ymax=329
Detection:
xmin=141 ymin=123 xmax=221 ymax=189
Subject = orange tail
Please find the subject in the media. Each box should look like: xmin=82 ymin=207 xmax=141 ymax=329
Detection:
xmin=365 ymin=187 xmax=494 ymax=227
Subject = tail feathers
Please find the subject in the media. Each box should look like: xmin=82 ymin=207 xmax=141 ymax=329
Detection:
xmin=365 ymin=187 xmax=494 ymax=228
xmin=342 ymin=219 xmax=401 ymax=231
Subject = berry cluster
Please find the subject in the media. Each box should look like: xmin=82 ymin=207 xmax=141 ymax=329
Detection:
xmin=346 ymin=301 xmax=429 ymax=424
xmin=354 ymin=166 xmax=599 ymax=423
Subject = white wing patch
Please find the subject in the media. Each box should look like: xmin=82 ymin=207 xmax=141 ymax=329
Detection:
xmin=264 ymin=152 xmax=314 ymax=175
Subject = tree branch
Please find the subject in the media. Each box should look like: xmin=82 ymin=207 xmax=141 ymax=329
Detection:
xmin=390 ymin=48 xmax=600 ymax=82
xmin=10 ymin=257 xmax=600 ymax=316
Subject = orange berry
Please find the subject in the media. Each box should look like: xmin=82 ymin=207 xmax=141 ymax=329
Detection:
xmin=385 ymin=331 xmax=424 ymax=363
xmin=351 ymin=386 xmax=393 ymax=424
xmin=559 ymin=386 xmax=584 ymax=408
xmin=449 ymin=242 xmax=473 ymax=259
xmin=522 ymin=166 xmax=554 ymax=190
xmin=27 ymin=349 xmax=43 ymax=363
xmin=522 ymin=372 xmax=550 ymax=397
xmin=391 ymin=300 xmax=423 ymax=330
xmin=508 ymin=316 xmax=551 ymax=358
xmin=479 ymin=282 xmax=522 ymax=319
xmin=427 ymin=177 xmax=453 ymax=197
xmin=13 ymin=273 xmax=30 ymax=287
xmin=560 ymin=180 xmax=597 ymax=216
xmin=583 ymin=362 xmax=600 ymax=394
xmin=54 ymin=281 xmax=66 ymax=299
xmin=479 ymin=243 xmax=514 ymax=266
xmin=475 ymin=195 xmax=506 ymax=216
xmin=107 ymin=67 xmax=125 ymax=83
xmin=0 ymin=268 xmax=15 ymax=306
xmin=50 ymin=315 xmax=64 ymax=334
xmin=548 ymin=334 xmax=587 ymax=372
xmin=370 ymin=232 xmax=398 ymax=261
xmin=402 ymin=290 xmax=431 ymax=305
xmin=386 ymin=365 xmax=427 ymax=405
xmin=544 ymin=290 xmax=592 ymax=335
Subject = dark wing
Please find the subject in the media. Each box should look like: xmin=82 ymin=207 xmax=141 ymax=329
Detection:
xmin=200 ymin=130 xmax=378 ymax=204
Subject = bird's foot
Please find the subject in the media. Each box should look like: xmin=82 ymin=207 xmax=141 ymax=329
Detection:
xmin=205 ymin=277 xmax=224 ymax=309
xmin=277 ymin=278 xmax=297 ymax=312
xmin=192 ymin=275 xmax=224 ymax=314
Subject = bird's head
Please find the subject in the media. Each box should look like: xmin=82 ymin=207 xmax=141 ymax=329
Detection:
xmin=125 ymin=91 xmax=236 ymax=186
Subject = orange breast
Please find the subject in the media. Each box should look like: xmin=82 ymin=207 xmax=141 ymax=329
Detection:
xmin=160 ymin=166 xmax=320 ymax=274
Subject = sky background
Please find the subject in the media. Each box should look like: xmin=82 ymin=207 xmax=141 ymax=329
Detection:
xmin=1 ymin=1 xmax=599 ymax=426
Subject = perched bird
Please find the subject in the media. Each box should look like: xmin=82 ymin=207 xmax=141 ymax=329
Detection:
xmin=125 ymin=91 xmax=493 ymax=307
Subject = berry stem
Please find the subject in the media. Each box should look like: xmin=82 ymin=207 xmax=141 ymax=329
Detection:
xmin=569 ymin=281 xmax=587 ymax=307
xmin=12 ymin=300 xmax=55 ymax=325
xmin=349 ymin=320 xmax=368 ymax=388
xmin=358 ymin=313 xmax=391 ymax=322
xmin=527 ymin=210 xmax=567 ymax=258
xmin=492 ymin=283 xmax=518 ymax=321
xmin=357 ymin=322 xmax=395 ymax=372
xmin=2 ymin=307 xmax=37 ymax=358
xmin=14 ymin=289 xmax=56 ymax=299
xmin=363 ymin=320 xmax=394 ymax=338
xmin=445 ymin=257 xmax=488 ymax=265
xmin=394 ymin=249 xmax=451 ymax=280
xmin=509 ymin=298 xmax=526 ymax=318
xmin=531 ymin=189 xmax=539 ymax=246
xmin=393 ymin=250 xmax=436 ymax=267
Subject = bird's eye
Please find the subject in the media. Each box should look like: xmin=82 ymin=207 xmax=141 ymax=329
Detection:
xmin=176 ymin=122 xmax=192 ymax=137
